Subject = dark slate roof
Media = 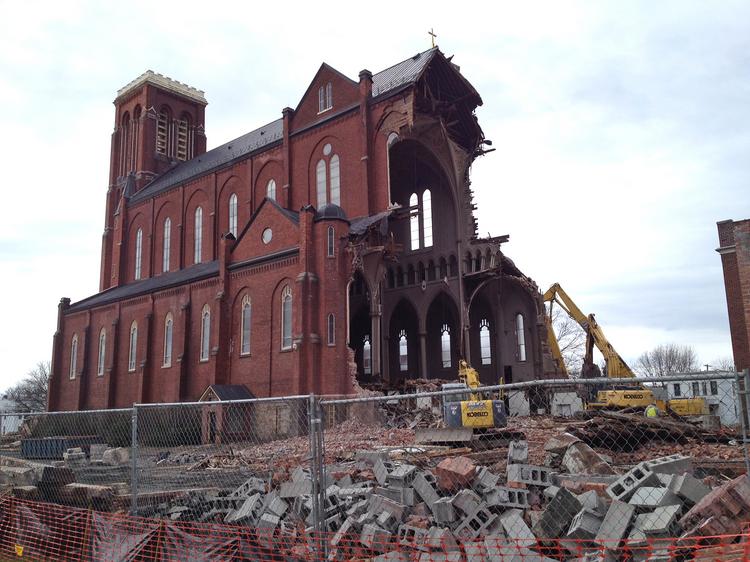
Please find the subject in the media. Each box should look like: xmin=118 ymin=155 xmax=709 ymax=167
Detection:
xmin=130 ymin=119 xmax=283 ymax=204
xmin=203 ymin=384 xmax=255 ymax=401
xmin=129 ymin=49 xmax=438 ymax=206
xmin=67 ymin=261 xmax=219 ymax=313
xmin=349 ymin=210 xmax=393 ymax=237
xmin=372 ymin=47 xmax=438 ymax=97
xmin=314 ymin=203 xmax=348 ymax=222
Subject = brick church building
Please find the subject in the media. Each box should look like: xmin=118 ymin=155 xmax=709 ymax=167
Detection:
xmin=48 ymin=48 xmax=558 ymax=411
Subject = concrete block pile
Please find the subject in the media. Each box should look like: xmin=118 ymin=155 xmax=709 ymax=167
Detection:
xmin=140 ymin=434 xmax=750 ymax=561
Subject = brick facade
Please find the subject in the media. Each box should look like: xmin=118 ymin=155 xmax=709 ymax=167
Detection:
xmin=49 ymin=50 xmax=559 ymax=411
xmin=717 ymin=219 xmax=750 ymax=371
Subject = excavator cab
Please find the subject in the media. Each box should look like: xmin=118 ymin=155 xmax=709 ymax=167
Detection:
xmin=441 ymin=360 xmax=507 ymax=429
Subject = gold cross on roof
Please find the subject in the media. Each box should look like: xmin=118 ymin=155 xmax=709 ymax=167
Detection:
xmin=428 ymin=28 xmax=437 ymax=48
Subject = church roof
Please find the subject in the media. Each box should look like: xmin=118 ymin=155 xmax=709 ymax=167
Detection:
xmin=199 ymin=384 xmax=255 ymax=402
xmin=314 ymin=203 xmax=348 ymax=222
xmin=130 ymin=48 xmax=441 ymax=206
xmin=130 ymin=119 xmax=284 ymax=204
xmin=67 ymin=261 xmax=219 ymax=313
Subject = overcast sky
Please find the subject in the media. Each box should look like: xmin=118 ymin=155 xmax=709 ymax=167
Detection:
xmin=0 ymin=1 xmax=747 ymax=389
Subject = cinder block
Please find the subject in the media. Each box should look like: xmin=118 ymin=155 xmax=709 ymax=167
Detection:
xmin=360 ymin=523 xmax=391 ymax=553
xmin=413 ymin=472 xmax=440 ymax=507
xmin=508 ymin=440 xmax=529 ymax=464
xmin=566 ymin=508 xmax=603 ymax=540
xmin=486 ymin=486 xmax=530 ymax=509
xmin=532 ymin=487 xmax=582 ymax=539
xmin=377 ymin=510 xmax=399 ymax=532
xmin=473 ymin=466 xmax=500 ymax=494
xmin=451 ymin=488 xmax=482 ymax=514
xmin=433 ymin=497 xmax=456 ymax=524
xmin=374 ymin=486 xmax=415 ymax=506
xmin=331 ymin=516 xmax=358 ymax=547
xmin=279 ymin=479 xmax=311 ymax=498
xmin=368 ymin=494 xmax=406 ymax=520
xmin=388 ymin=464 xmax=417 ymax=488
xmin=668 ymin=473 xmax=710 ymax=505
xmin=264 ymin=495 xmax=288 ymax=518
xmin=224 ymin=493 xmax=263 ymax=524
xmin=417 ymin=552 xmax=463 ymax=562
xmin=634 ymin=504 xmax=682 ymax=535
xmin=355 ymin=450 xmax=389 ymax=465
xmin=642 ymin=454 xmax=692 ymax=476
xmin=628 ymin=487 xmax=680 ymax=509
xmin=374 ymin=459 xmax=395 ymax=486
xmin=454 ymin=504 xmax=498 ymax=540
xmin=594 ymin=500 xmax=635 ymax=547
xmin=498 ymin=509 xmax=536 ymax=548
xmin=562 ymin=442 xmax=615 ymax=476
xmin=372 ymin=552 xmax=409 ymax=562
xmin=506 ymin=464 xmax=553 ymax=487
xmin=426 ymin=526 xmax=460 ymax=552
xmin=577 ymin=490 xmax=608 ymax=516
xmin=397 ymin=524 xmax=429 ymax=549
xmin=229 ymin=476 xmax=266 ymax=498
xmin=606 ymin=463 xmax=660 ymax=502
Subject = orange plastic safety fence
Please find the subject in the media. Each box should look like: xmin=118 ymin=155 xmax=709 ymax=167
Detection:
xmin=1 ymin=497 xmax=749 ymax=561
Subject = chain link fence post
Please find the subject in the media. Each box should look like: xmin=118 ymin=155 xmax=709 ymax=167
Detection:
xmin=130 ymin=404 xmax=138 ymax=516
xmin=308 ymin=393 xmax=327 ymax=561
xmin=740 ymin=369 xmax=750 ymax=476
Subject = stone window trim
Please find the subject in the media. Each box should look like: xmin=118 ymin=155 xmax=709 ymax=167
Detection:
xmin=240 ymin=294 xmax=252 ymax=356
xmin=97 ymin=328 xmax=106 ymax=377
xmin=199 ymin=305 xmax=211 ymax=362
xmin=69 ymin=334 xmax=79 ymax=380
xmin=163 ymin=313 xmax=173 ymax=368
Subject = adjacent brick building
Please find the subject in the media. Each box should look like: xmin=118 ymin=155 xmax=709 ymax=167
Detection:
xmin=48 ymin=48 xmax=559 ymax=411
xmin=717 ymin=218 xmax=750 ymax=371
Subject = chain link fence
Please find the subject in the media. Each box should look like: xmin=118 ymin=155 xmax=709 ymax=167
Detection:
xmin=0 ymin=370 xmax=748 ymax=560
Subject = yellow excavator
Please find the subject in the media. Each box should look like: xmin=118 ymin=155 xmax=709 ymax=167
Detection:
xmin=441 ymin=360 xmax=507 ymax=429
xmin=543 ymin=283 xmax=706 ymax=416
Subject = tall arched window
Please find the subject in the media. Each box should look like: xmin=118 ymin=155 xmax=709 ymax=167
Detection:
xmin=441 ymin=324 xmax=451 ymax=368
xmin=330 ymin=154 xmax=340 ymax=205
xmin=163 ymin=314 xmax=173 ymax=367
xmin=479 ymin=319 xmax=492 ymax=365
xmin=327 ymin=226 xmax=335 ymax=257
xmin=281 ymin=286 xmax=293 ymax=350
xmin=162 ymin=217 xmax=171 ymax=273
xmin=194 ymin=207 xmax=203 ymax=264
xmin=316 ymin=160 xmax=327 ymax=207
xmin=399 ymin=330 xmax=408 ymax=372
xmin=240 ymin=295 xmax=252 ymax=355
xmin=97 ymin=328 xmax=106 ymax=377
xmin=363 ymin=336 xmax=372 ymax=375
xmin=422 ymin=189 xmax=433 ymax=247
xmin=409 ymin=193 xmax=420 ymax=250
xmin=156 ymin=108 xmax=170 ymax=155
xmin=200 ymin=305 xmax=211 ymax=361
xmin=134 ymin=228 xmax=143 ymax=280
xmin=128 ymin=322 xmax=138 ymax=372
xmin=176 ymin=115 xmax=189 ymax=161
xmin=327 ymin=314 xmax=336 ymax=346
xmin=267 ymin=179 xmax=276 ymax=201
xmin=516 ymin=314 xmax=526 ymax=362
xmin=228 ymin=193 xmax=238 ymax=236
xmin=69 ymin=334 xmax=78 ymax=380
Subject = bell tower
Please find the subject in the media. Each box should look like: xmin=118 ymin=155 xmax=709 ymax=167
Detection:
xmin=100 ymin=71 xmax=208 ymax=291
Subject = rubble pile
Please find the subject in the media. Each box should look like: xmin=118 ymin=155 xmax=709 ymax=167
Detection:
xmin=146 ymin=438 xmax=750 ymax=561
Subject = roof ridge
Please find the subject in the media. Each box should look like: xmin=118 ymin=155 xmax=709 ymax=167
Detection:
xmin=372 ymin=47 xmax=438 ymax=78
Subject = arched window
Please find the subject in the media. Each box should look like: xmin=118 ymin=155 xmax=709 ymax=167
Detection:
xmin=97 ymin=328 xmax=106 ymax=377
xmin=422 ymin=189 xmax=433 ymax=247
xmin=176 ymin=115 xmax=189 ymax=161
xmin=128 ymin=322 xmax=138 ymax=372
xmin=441 ymin=324 xmax=451 ymax=368
xmin=330 ymin=154 xmax=340 ymax=205
xmin=156 ymin=108 xmax=170 ymax=155
xmin=516 ymin=314 xmax=526 ymax=362
xmin=228 ymin=193 xmax=238 ymax=236
xmin=281 ymin=286 xmax=293 ymax=350
xmin=479 ymin=319 xmax=492 ymax=365
xmin=327 ymin=226 xmax=335 ymax=257
xmin=163 ymin=314 xmax=173 ymax=367
xmin=200 ymin=305 xmax=211 ymax=361
xmin=240 ymin=295 xmax=251 ymax=355
xmin=194 ymin=207 xmax=203 ymax=264
xmin=134 ymin=228 xmax=143 ymax=280
xmin=69 ymin=334 xmax=78 ymax=380
xmin=409 ymin=193 xmax=420 ymax=251
xmin=266 ymin=179 xmax=276 ymax=201
xmin=120 ymin=112 xmax=130 ymax=177
xmin=363 ymin=336 xmax=372 ymax=375
xmin=399 ymin=330 xmax=408 ymax=372
xmin=327 ymin=314 xmax=336 ymax=346
xmin=316 ymin=160 xmax=327 ymax=207
xmin=162 ymin=217 xmax=171 ymax=273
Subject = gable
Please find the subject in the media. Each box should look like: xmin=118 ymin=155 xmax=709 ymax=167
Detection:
xmin=292 ymin=63 xmax=359 ymax=133
xmin=230 ymin=198 xmax=300 ymax=265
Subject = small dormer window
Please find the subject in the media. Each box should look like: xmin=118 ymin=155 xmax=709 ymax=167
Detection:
xmin=318 ymin=82 xmax=332 ymax=113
